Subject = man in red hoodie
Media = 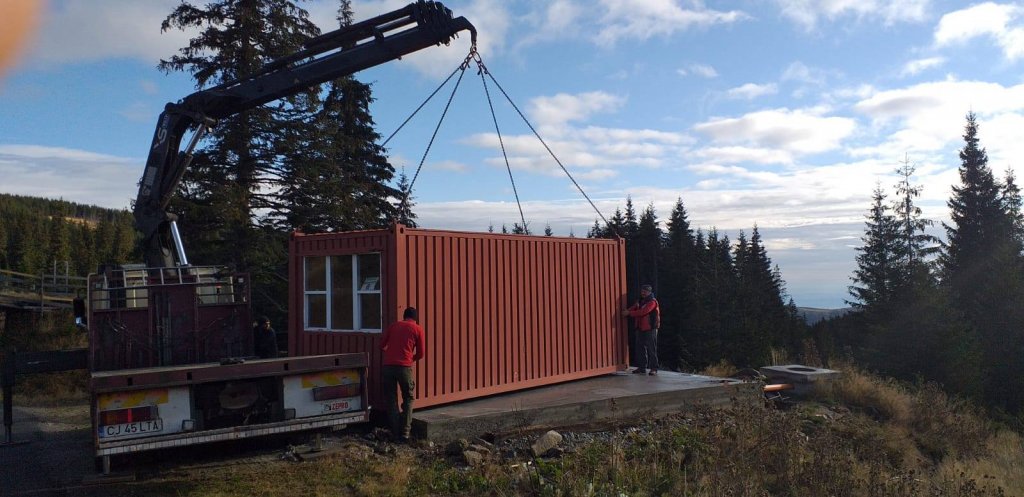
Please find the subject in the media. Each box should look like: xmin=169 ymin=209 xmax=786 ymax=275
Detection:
xmin=623 ymin=284 xmax=659 ymax=376
xmin=380 ymin=307 xmax=425 ymax=442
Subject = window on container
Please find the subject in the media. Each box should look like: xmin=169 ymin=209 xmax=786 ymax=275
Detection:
xmin=303 ymin=253 xmax=381 ymax=332
xmin=304 ymin=256 xmax=327 ymax=329
xmin=330 ymin=256 xmax=354 ymax=330
xmin=356 ymin=254 xmax=382 ymax=330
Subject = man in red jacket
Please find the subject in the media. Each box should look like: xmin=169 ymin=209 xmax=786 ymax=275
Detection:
xmin=380 ymin=307 xmax=425 ymax=442
xmin=623 ymin=284 xmax=659 ymax=376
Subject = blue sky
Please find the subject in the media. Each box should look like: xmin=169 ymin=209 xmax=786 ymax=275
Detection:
xmin=2 ymin=0 xmax=1024 ymax=308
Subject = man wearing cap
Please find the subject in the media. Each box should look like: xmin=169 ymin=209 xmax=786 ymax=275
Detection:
xmin=623 ymin=284 xmax=660 ymax=375
xmin=380 ymin=307 xmax=425 ymax=442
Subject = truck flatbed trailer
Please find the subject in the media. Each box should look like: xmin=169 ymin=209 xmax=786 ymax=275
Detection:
xmin=91 ymin=353 xmax=368 ymax=465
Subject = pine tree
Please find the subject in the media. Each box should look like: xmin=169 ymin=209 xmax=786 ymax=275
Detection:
xmin=849 ymin=184 xmax=902 ymax=313
xmin=0 ymin=213 xmax=8 ymax=269
xmin=1001 ymin=166 xmax=1024 ymax=246
xmin=606 ymin=208 xmax=625 ymax=238
xmin=544 ymin=224 xmax=553 ymax=236
xmin=159 ymin=0 xmax=320 ymax=268
xmin=893 ymin=154 xmax=937 ymax=274
xmin=635 ymin=204 xmax=661 ymax=289
xmin=11 ymin=216 xmax=45 ymax=274
xmin=47 ymin=216 xmax=71 ymax=270
xmin=941 ymin=112 xmax=1013 ymax=283
xmin=623 ymin=196 xmax=639 ymax=240
xmin=395 ymin=171 xmax=418 ymax=228
xmin=939 ymin=112 xmax=1024 ymax=412
xmin=660 ymin=198 xmax=698 ymax=369
xmin=110 ymin=216 xmax=138 ymax=264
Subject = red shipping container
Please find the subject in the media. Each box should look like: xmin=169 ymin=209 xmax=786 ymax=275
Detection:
xmin=288 ymin=224 xmax=628 ymax=409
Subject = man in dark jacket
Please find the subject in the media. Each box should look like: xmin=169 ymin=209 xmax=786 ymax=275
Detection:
xmin=623 ymin=284 xmax=659 ymax=375
xmin=253 ymin=316 xmax=278 ymax=359
xmin=380 ymin=307 xmax=425 ymax=442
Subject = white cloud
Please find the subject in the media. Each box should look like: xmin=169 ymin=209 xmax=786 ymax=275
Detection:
xmin=318 ymin=0 xmax=506 ymax=79
xmin=528 ymin=91 xmax=626 ymax=128
xmin=0 ymin=145 xmax=138 ymax=209
xmin=118 ymin=102 xmax=155 ymax=123
xmin=139 ymin=80 xmax=159 ymax=95
xmin=852 ymin=79 xmax=1024 ymax=159
xmin=593 ymin=0 xmax=748 ymax=46
xmin=782 ymin=62 xmax=822 ymax=84
xmin=27 ymin=0 xmax=190 ymax=66
xmin=25 ymin=0 xmax=495 ymax=78
xmin=513 ymin=0 xmax=585 ymax=50
xmin=726 ymin=82 xmax=778 ymax=100
xmin=432 ymin=160 xmax=470 ymax=173
xmin=696 ymin=146 xmax=793 ymax=165
xmin=693 ymin=108 xmax=857 ymax=155
xmin=934 ymin=2 xmax=1024 ymax=61
xmin=901 ymin=56 xmax=946 ymax=76
xmin=458 ymin=90 xmax=691 ymax=179
xmin=775 ymin=0 xmax=931 ymax=30
xmin=678 ymin=63 xmax=718 ymax=78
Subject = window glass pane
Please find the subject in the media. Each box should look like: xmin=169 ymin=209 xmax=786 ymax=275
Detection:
xmin=357 ymin=254 xmax=381 ymax=291
xmin=330 ymin=255 xmax=354 ymax=330
xmin=307 ymin=295 xmax=326 ymax=328
xmin=304 ymin=257 xmax=326 ymax=291
xmin=360 ymin=294 xmax=382 ymax=330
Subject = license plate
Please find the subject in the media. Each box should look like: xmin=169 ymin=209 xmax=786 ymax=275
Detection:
xmin=322 ymin=400 xmax=353 ymax=413
xmin=98 ymin=419 xmax=164 ymax=439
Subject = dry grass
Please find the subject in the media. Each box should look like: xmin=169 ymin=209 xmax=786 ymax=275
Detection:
xmin=112 ymin=362 xmax=1024 ymax=497
xmin=827 ymin=362 xmax=914 ymax=423
xmin=1 ymin=310 xmax=89 ymax=404
xmin=699 ymin=359 xmax=737 ymax=378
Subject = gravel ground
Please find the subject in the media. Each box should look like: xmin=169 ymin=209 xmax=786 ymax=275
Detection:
xmin=0 ymin=401 xmax=98 ymax=497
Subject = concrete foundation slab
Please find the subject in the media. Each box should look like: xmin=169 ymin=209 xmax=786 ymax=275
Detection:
xmin=760 ymin=364 xmax=841 ymax=396
xmin=412 ymin=371 xmax=759 ymax=442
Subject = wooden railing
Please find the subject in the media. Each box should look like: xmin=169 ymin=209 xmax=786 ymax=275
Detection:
xmin=0 ymin=269 xmax=88 ymax=310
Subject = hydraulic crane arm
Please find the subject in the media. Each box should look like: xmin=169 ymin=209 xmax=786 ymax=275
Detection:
xmin=135 ymin=0 xmax=476 ymax=268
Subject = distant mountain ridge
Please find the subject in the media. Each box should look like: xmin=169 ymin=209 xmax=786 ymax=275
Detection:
xmin=797 ymin=307 xmax=852 ymax=325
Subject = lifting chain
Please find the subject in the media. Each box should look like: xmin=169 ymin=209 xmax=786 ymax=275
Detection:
xmin=392 ymin=44 xmax=614 ymax=235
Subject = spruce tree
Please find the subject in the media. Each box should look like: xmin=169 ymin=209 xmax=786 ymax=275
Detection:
xmin=158 ymin=0 xmax=320 ymax=268
xmin=47 ymin=216 xmax=71 ymax=271
xmin=941 ymin=112 xmax=1013 ymax=283
xmin=660 ymin=198 xmax=698 ymax=369
xmin=893 ymin=154 xmax=937 ymax=274
xmin=940 ymin=112 xmax=1024 ymax=412
xmin=0 ymin=213 xmax=8 ymax=269
xmin=849 ymin=184 xmax=902 ymax=314
xmin=395 ymin=171 xmax=418 ymax=228
xmin=1001 ymin=166 xmax=1024 ymax=246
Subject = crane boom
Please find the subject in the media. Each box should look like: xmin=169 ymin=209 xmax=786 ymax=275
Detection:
xmin=135 ymin=0 xmax=476 ymax=268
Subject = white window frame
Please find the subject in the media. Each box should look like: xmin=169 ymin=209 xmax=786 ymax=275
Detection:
xmin=303 ymin=253 xmax=382 ymax=332
xmin=303 ymin=257 xmax=329 ymax=330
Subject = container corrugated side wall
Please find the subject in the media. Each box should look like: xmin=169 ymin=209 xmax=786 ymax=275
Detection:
xmin=399 ymin=229 xmax=626 ymax=408
xmin=290 ymin=227 xmax=627 ymax=409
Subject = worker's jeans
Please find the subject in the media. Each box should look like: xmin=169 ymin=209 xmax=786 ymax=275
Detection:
xmin=637 ymin=328 xmax=659 ymax=371
xmin=382 ymin=365 xmax=415 ymax=439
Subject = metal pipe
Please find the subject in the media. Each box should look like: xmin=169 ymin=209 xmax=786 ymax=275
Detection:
xmin=170 ymin=221 xmax=189 ymax=267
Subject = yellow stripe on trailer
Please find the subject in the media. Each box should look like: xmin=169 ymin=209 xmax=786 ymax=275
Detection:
xmin=97 ymin=388 xmax=169 ymax=410
xmin=300 ymin=369 xmax=359 ymax=388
